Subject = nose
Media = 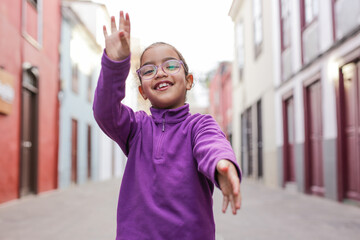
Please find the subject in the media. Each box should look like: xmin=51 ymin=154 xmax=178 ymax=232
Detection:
xmin=154 ymin=65 xmax=167 ymax=78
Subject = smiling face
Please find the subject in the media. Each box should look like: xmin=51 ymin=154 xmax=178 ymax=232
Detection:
xmin=138 ymin=44 xmax=193 ymax=109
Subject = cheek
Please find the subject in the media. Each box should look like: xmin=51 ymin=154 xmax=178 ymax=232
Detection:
xmin=142 ymin=82 xmax=152 ymax=92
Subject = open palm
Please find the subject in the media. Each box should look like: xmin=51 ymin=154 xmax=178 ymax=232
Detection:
xmin=103 ymin=11 xmax=131 ymax=61
xmin=216 ymin=159 xmax=242 ymax=214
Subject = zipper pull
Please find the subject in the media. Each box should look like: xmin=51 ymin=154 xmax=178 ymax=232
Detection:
xmin=162 ymin=119 xmax=165 ymax=132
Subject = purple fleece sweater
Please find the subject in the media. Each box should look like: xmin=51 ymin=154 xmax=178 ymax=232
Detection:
xmin=93 ymin=52 xmax=241 ymax=240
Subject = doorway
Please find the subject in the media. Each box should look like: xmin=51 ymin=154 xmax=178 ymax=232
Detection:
xmin=71 ymin=119 xmax=78 ymax=184
xmin=20 ymin=68 xmax=38 ymax=197
xmin=283 ymin=96 xmax=296 ymax=184
xmin=304 ymin=79 xmax=324 ymax=196
xmin=87 ymin=124 xmax=92 ymax=180
xmin=257 ymin=100 xmax=263 ymax=178
xmin=339 ymin=62 xmax=360 ymax=201
xmin=246 ymin=107 xmax=253 ymax=176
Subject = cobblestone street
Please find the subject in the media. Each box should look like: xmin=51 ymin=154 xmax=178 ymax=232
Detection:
xmin=0 ymin=178 xmax=359 ymax=240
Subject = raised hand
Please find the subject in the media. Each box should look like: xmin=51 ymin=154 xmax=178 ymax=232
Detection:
xmin=216 ymin=159 xmax=242 ymax=214
xmin=103 ymin=11 xmax=131 ymax=61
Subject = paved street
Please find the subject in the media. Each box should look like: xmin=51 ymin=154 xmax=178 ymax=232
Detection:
xmin=0 ymin=178 xmax=360 ymax=240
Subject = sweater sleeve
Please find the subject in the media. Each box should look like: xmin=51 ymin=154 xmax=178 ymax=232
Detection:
xmin=93 ymin=51 xmax=138 ymax=156
xmin=192 ymin=115 xmax=242 ymax=188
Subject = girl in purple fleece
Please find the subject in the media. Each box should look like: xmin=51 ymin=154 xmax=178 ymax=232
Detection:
xmin=93 ymin=11 xmax=242 ymax=240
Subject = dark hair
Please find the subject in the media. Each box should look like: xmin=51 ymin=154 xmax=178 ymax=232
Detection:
xmin=139 ymin=42 xmax=190 ymax=78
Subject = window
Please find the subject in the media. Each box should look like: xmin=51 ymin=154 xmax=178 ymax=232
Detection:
xmin=87 ymin=73 xmax=92 ymax=102
xmin=333 ymin=0 xmax=360 ymax=40
xmin=280 ymin=0 xmax=293 ymax=81
xmin=300 ymin=0 xmax=320 ymax=64
xmin=280 ymin=0 xmax=291 ymax=51
xmin=301 ymin=0 xmax=319 ymax=30
xmin=304 ymin=0 xmax=319 ymax=25
xmin=236 ymin=21 xmax=244 ymax=78
xmin=28 ymin=0 xmax=38 ymax=9
xmin=253 ymin=0 xmax=263 ymax=58
xmin=72 ymin=64 xmax=79 ymax=94
xmin=23 ymin=0 xmax=42 ymax=47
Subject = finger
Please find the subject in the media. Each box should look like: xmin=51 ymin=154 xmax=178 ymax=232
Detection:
xmin=227 ymin=164 xmax=240 ymax=195
xmin=239 ymin=195 xmax=242 ymax=209
xmin=119 ymin=11 xmax=124 ymax=30
xmin=229 ymin=195 xmax=236 ymax=214
xmin=110 ymin=16 xmax=117 ymax=33
xmin=236 ymin=190 xmax=242 ymax=209
xmin=103 ymin=25 xmax=108 ymax=38
xmin=222 ymin=195 xmax=229 ymax=213
xmin=230 ymin=174 xmax=240 ymax=196
xmin=125 ymin=12 xmax=131 ymax=36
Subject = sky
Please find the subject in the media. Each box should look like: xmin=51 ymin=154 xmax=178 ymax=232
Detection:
xmin=94 ymin=0 xmax=235 ymax=80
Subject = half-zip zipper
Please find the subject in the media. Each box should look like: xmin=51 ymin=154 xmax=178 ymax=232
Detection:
xmin=154 ymin=116 xmax=166 ymax=162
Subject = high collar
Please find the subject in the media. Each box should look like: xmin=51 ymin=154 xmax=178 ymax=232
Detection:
xmin=150 ymin=104 xmax=191 ymax=124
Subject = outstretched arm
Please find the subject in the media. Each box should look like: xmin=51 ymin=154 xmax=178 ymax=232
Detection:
xmin=192 ymin=115 xmax=242 ymax=215
xmin=93 ymin=11 xmax=137 ymax=155
xmin=216 ymin=160 xmax=242 ymax=215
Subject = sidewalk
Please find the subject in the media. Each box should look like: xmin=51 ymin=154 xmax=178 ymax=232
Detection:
xmin=1 ymin=178 xmax=360 ymax=240
xmin=213 ymin=180 xmax=360 ymax=240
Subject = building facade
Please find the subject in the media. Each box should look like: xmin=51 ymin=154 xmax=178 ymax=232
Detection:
xmin=58 ymin=0 xmax=141 ymax=187
xmin=58 ymin=1 xmax=104 ymax=188
xmin=209 ymin=62 xmax=233 ymax=141
xmin=229 ymin=0 xmax=360 ymax=203
xmin=229 ymin=0 xmax=278 ymax=187
xmin=274 ymin=0 xmax=360 ymax=202
xmin=0 ymin=0 xmax=61 ymax=203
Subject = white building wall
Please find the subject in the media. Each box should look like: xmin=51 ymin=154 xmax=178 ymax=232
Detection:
xmin=59 ymin=12 xmax=102 ymax=187
xmin=98 ymin=133 xmax=113 ymax=181
xmin=59 ymin=2 xmax=133 ymax=187
xmin=273 ymin=0 xmax=360 ymax=200
xmin=230 ymin=0 xmax=277 ymax=187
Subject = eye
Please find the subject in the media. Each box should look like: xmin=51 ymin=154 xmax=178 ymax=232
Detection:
xmin=141 ymin=66 xmax=156 ymax=76
xmin=165 ymin=60 xmax=180 ymax=71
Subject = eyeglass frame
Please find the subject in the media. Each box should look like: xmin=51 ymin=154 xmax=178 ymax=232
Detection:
xmin=136 ymin=59 xmax=185 ymax=81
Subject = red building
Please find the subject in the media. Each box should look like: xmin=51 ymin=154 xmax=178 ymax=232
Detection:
xmin=209 ymin=62 xmax=233 ymax=141
xmin=0 ymin=0 xmax=61 ymax=203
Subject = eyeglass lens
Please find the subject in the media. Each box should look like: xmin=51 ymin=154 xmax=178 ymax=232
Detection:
xmin=139 ymin=60 xmax=181 ymax=80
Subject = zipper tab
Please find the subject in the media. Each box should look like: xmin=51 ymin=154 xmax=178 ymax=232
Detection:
xmin=162 ymin=119 xmax=165 ymax=132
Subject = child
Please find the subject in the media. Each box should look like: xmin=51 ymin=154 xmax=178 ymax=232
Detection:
xmin=93 ymin=11 xmax=242 ymax=240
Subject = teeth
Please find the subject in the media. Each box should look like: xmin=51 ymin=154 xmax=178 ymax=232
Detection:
xmin=156 ymin=83 xmax=170 ymax=90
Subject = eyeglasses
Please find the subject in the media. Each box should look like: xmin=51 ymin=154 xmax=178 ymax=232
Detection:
xmin=136 ymin=59 xmax=184 ymax=81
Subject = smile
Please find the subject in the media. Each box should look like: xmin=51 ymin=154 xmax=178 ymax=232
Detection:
xmin=154 ymin=81 xmax=173 ymax=91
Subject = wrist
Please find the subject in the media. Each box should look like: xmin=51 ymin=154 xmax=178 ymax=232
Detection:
xmin=105 ymin=49 xmax=129 ymax=62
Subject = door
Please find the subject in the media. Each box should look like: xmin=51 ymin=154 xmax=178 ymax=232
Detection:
xmin=71 ymin=119 xmax=78 ymax=184
xmin=284 ymin=97 xmax=295 ymax=183
xmin=306 ymin=80 xmax=324 ymax=196
xmin=87 ymin=125 xmax=92 ymax=180
xmin=246 ymin=107 xmax=253 ymax=176
xmin=240 ymin=113 xmax=246 ymax=174
xmin=20 ymin=71 xmax=38 ymax=197
xmin=112 ymin=141 xmax=116 ymax=177
xmin=341 ymin=62 xmax=360 ymax=201
xmin=257 ymin=100 xmax=263 ymax=178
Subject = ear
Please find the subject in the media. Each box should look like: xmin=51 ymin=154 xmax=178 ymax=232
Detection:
xmin=138 ymin=85 xmax=148 ymax=100
xmin=186 ymin=74 xmax=193 ymax=90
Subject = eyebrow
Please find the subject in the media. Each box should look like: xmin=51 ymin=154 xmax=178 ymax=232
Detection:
xmin=141 ymin=57 xmax=179 ymax=67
